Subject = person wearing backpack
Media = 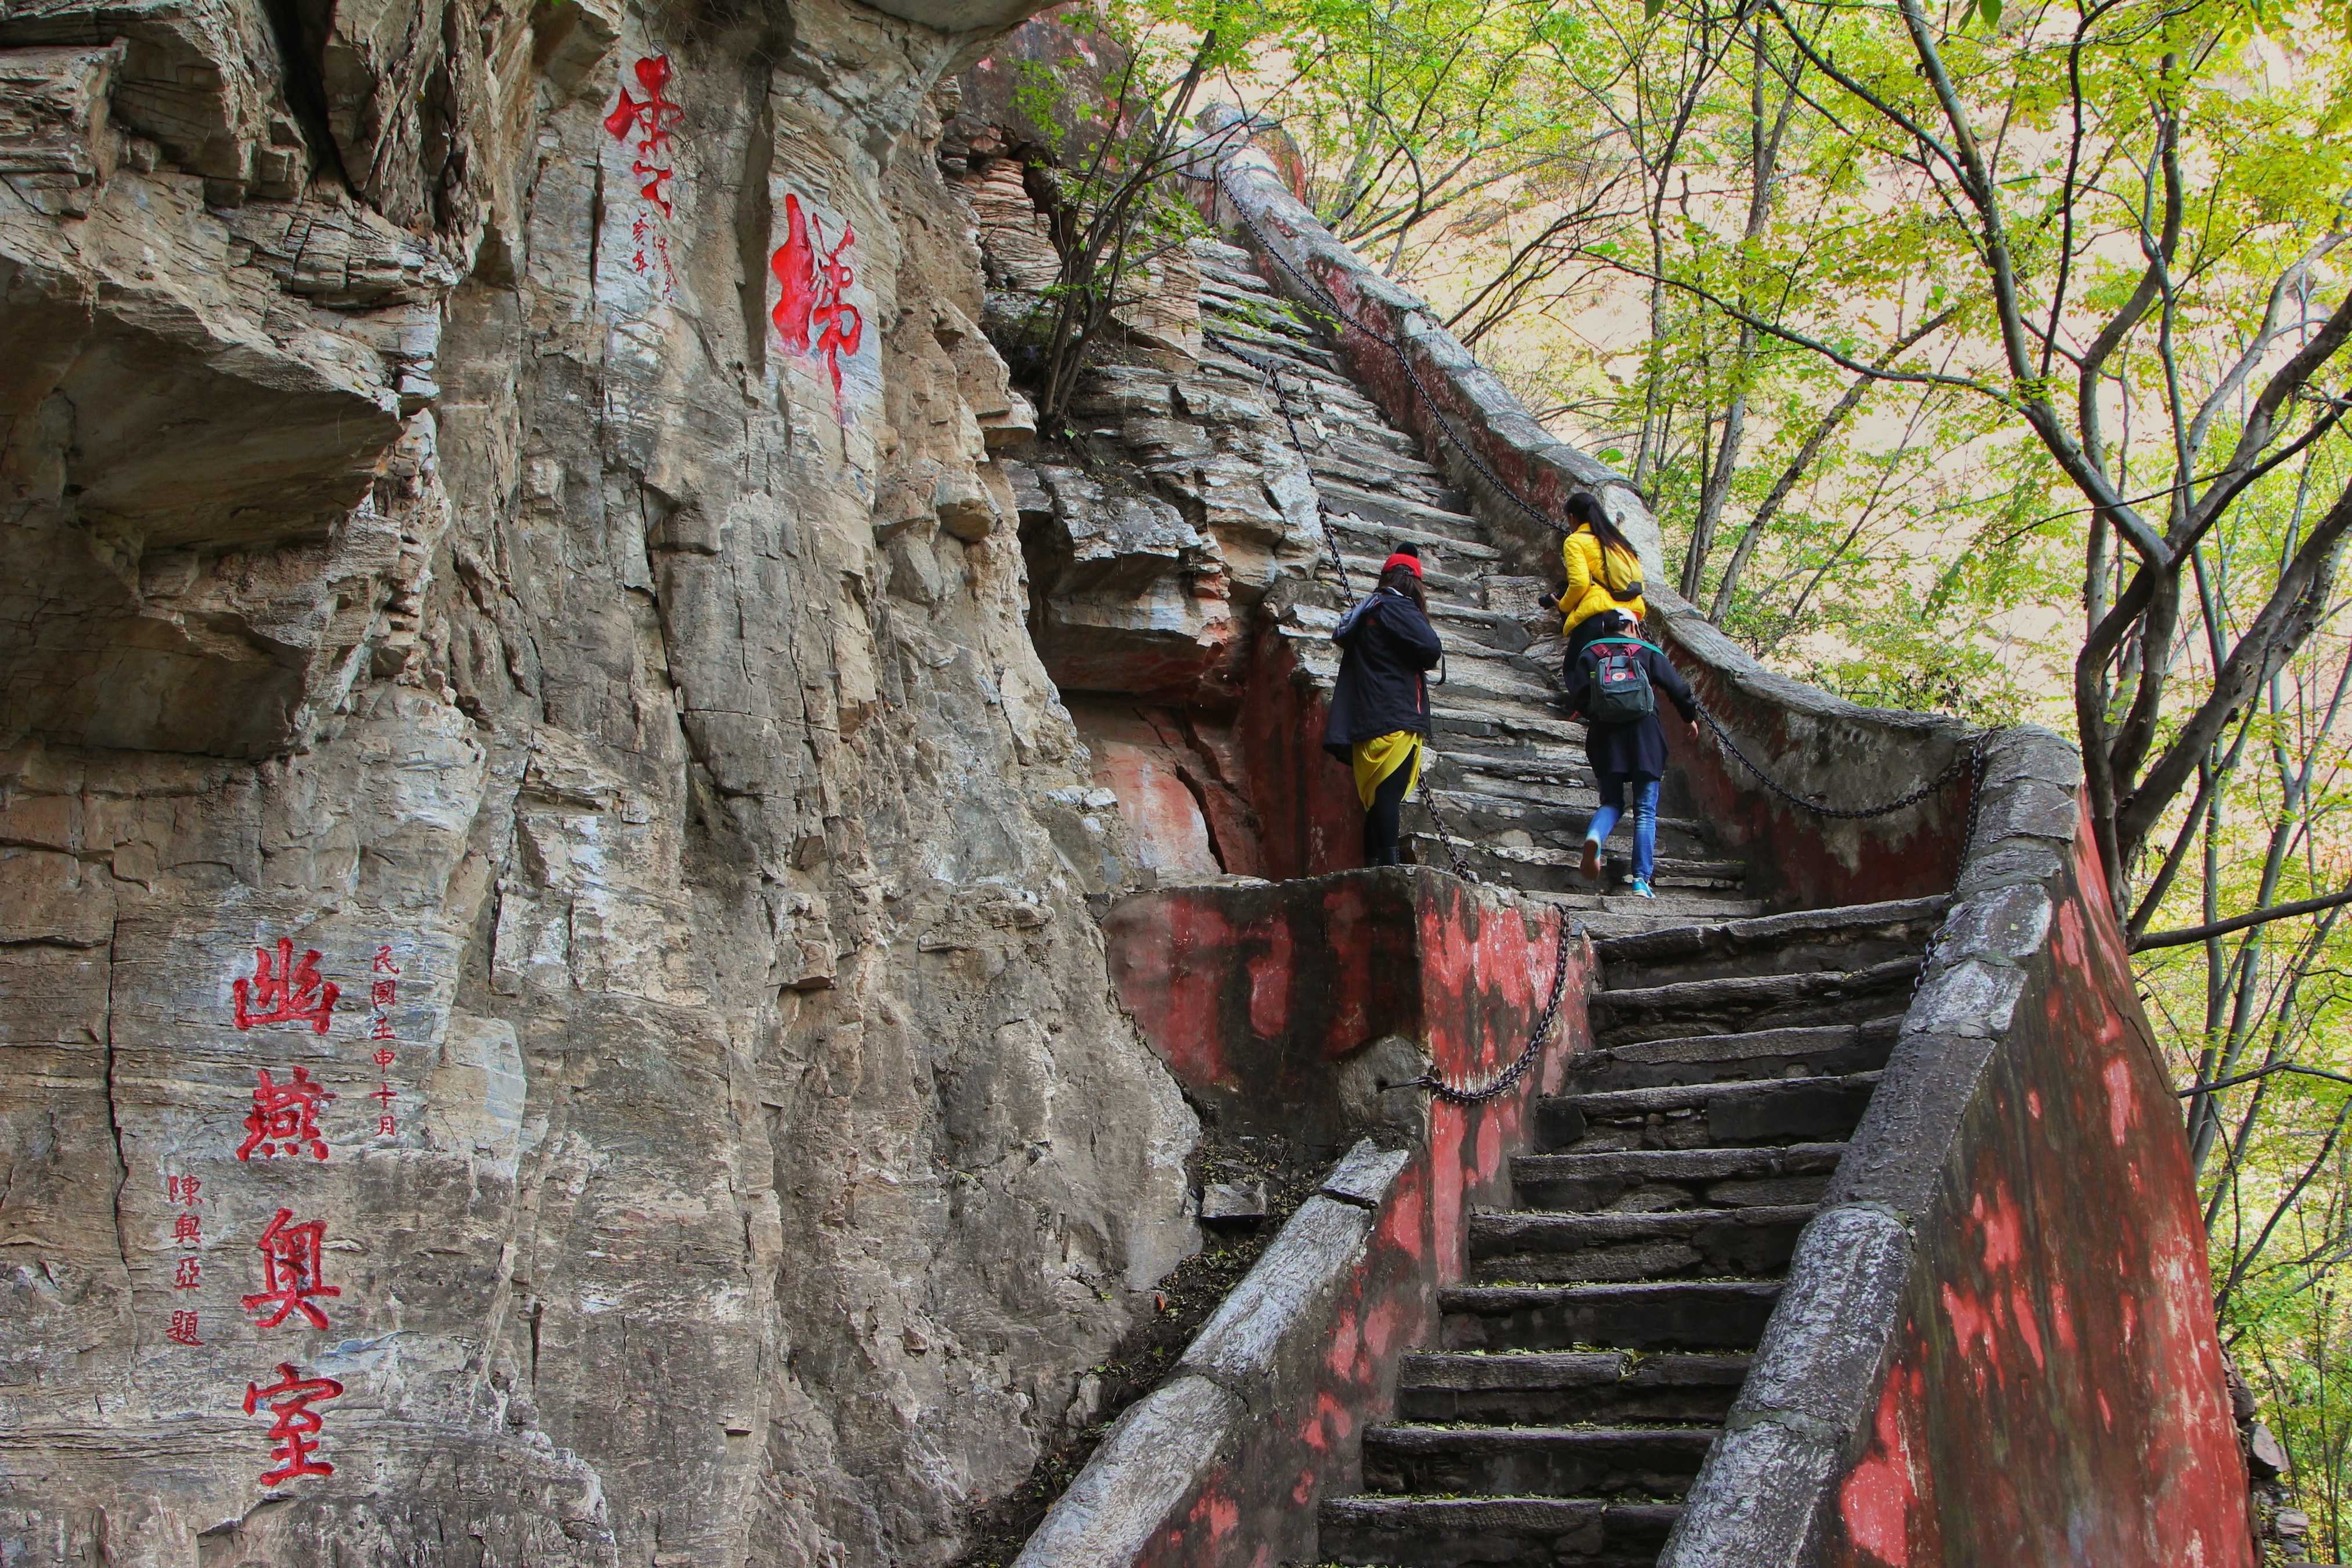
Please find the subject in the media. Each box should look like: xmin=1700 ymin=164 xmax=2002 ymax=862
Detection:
xmin=1325 ymin=545 xmax=1443 ymax=867
xmin=1539 ymin=492 xmax=1649 ymax=676
xmin=1565 ymin=612 xmax=1698 ymax=898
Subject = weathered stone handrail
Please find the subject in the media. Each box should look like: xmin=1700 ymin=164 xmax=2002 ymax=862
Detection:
xmin=1657 ymin=727 xmax=2253 ymax=1565
xmin=1010 ymin=1138 xmax=1412 ymax=1567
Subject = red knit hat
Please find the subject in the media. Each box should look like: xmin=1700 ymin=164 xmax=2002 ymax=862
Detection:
xmin=1382 ymin=549 xmax=1423 ymax=578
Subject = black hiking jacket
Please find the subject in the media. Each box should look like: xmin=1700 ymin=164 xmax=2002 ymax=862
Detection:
xmin=1323 ymin=589 xmax=1443 ymax=756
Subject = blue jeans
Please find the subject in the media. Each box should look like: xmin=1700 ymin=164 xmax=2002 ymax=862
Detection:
xmin=1586 ymin=773 xmax=1660 ymax=883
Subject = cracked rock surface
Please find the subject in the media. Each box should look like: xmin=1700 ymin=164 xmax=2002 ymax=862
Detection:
xmin=0 ymin=0 xmax=1198 ymax=1562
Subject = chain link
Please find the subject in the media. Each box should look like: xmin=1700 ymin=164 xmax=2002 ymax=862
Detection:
xmin=1907 ymin=733 xmax=1995 ymax=1005
xmin=1415 ymin=773 xmax=1480 ymax=884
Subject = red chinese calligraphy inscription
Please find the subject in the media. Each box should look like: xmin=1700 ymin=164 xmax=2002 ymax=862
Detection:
xmin=771 ymin=193 xmax=865 ymax=409
xmin=232 ymin=938 xmax=339 ymax=1034
xmin=244 ymin=1363 xmax=344 ymax=1485
xmin=237 ymin=1066 xmax=335 ymax=1161
xmin=605 ymin=53 xmax=682 ymax=296
xmin=243 ymin=1207 xmax=341 ymax=1330
xmin=167 ymin=1310 xmax=203 ymax=1347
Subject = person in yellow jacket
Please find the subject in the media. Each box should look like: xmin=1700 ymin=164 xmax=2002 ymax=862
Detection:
xmin=1541 ymin=492 xmax=1648 ymax=677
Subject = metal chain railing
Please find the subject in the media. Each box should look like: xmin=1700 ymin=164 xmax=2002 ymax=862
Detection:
xmin=1200 ymin=327 xmax=1351 ymax=590
xmin=1700 ymin=711 xmax=1991 ymax=822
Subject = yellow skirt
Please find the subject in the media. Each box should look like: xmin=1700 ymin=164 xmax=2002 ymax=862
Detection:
xmin=1351 ymin=731 xmax=1423 ymax=810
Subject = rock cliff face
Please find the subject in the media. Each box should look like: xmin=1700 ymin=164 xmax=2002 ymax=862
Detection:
xmin=0 ymin=1 xmax=1202 ymax=1560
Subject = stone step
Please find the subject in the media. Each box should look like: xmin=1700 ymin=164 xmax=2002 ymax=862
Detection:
xmin=1427 ymin=600 xmax=1541 ymax=652
xmin=1411 ymin=836 xmax=1744 ymax=897
xmin=1406 ymin=809 xmax=1718 ymax=868
xmin=1195 ymin=346 xmax=1394 ymax=425
xmin=1513 ymin=1142 xmax=1848 ymax=1213
xmin=1595 ymin=896 xmax=1950 ymax=987
xmin=1572 ymin=903 xmax=1776 ymax=939
xmin=1468 ymin=1205 xmax=1816 ymax=1283
xmin=1567 ymin=1019 xmax=1902 ymax=1091
xmin=1330 ymin=549 xmax=1484 ymax=600
xmin=1519 ymin=887 xmax=1768 ymax=928
xmin=1360 ymin=1425 xmax=1720 ymax=1501
xmin=1429 ymin=675 xmax=1575 ymax=727
xmin=1199 ymin=316 xmax=1350 ymax=376
xmin=1586 ymin=958 xmax=1923 ymax=1048
xmin=1396 ymin=1351 xmax=1752 ymax=1426
xmin=1318 ymin=1495 xmax=1680 ymax=1568
xmin=1427 ymin=705 xmax=1587 ymax=748
xmin=1305 ymin=439 xmax=1447 ymax=487
xmin=1319 ymin=479 xmax=1497 ymax=549
xmin=1441 ymin=1279 xmax=1782 ymax=1352
xmin=1538 ymin=1071 xmax=1881 ymax=1153
xmin=1323 ymin=506 xmax=1497 ymax=566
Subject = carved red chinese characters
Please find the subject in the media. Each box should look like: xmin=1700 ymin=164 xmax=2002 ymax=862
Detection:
xmin=167 ymin=1310 xmax=203 ymax=1347
xmin=243 ymin=1207 xmax=341 ymax=1331
xmin=236 ymin=1066 xmax=335 ymax=1161
xmin=232 ymin=938 xmax=339 ymax=1034
xmin=603 ymin=54 xmax=682 ymax=214
xmin=772 ymin=193 xmax=864 ymax=404
xmin=243 ymin=1363 xmax=344 ymax=1485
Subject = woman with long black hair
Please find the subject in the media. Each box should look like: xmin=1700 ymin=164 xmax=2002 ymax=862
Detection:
xmin=1542 ymin=492 xmax=1648 ymax=677
xmin=1324 ymin=545 xmax=1443 ymax=867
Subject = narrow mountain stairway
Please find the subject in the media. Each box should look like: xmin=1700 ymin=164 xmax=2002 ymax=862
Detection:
xmin=1315 ymin=896 xmax=1948 ymax=1567
xmin=1188 ymin=239 xmax=1750 ymax=936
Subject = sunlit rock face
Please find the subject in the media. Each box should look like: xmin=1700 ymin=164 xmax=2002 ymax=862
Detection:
xmin=0 ymin=0 xmax=1200 ymax=1560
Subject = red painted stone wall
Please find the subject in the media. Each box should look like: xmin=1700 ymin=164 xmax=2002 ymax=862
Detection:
xmin=1099 ymin=867 xmax=1590 ymax=1567
xmin=1820 ymin=811 xmax=2254 ymax=1568
xmin=1234 ymin=623 xmax=1363 ymax=881
xmin=1103 ymin=865 xmax=1587 ymax=1238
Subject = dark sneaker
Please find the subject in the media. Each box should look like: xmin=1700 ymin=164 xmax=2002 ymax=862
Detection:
xmin=1580 ymin=839 xmax=1601 ymax=883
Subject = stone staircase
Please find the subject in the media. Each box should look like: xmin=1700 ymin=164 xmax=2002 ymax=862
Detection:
xmin=1315 ymin=896 xmax=1948 ymax=1567
xmin=1190 ymin=240 xmax=1752 ymax=937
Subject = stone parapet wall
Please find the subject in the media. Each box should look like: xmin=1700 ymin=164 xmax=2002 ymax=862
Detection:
xmin=1018 ymin=868 xmax=1591 ymax=1566
xmin=1644 ymin=595 xmax=1976 ymax=912
xmin=1661 ymin=741 xmax=2254 ymax=1566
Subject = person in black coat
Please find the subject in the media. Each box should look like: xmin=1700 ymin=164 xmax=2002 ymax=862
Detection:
xmin=1325 ymin=546 xmax=1443 ymax=866
xmin=1562 ymin=612 xmax=1698 ymax=898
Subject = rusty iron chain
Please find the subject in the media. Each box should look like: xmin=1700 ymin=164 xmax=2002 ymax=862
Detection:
xmin=1908 ymin=733 xmax=1995 ymax=1005
xmin=1200 ymin=327 xmax=1351 ymax=590
xmin=1698 ymin=709 xmax=1988 ymax=822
